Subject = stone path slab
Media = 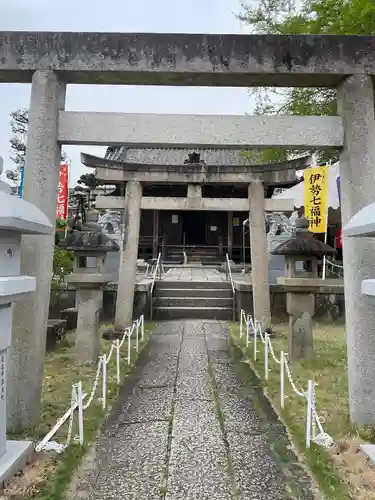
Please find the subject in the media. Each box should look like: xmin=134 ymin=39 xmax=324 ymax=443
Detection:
xmin=163 ymin=268 xmax=227 ymax=282
xmin=161 ymin=267 xmax=249 ymax=283
xmin=70 ymin=320 xmax=318 ymax=500
xmin=118 ymin=386 xmax=174 ymax=423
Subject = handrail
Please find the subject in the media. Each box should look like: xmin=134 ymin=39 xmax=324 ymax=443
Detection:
xmin=226 ymin=253 xmax=236 ymax=321
xmin=226 ymin=253 xmax=235 ymax=293
xmin=149 ymin=252 xmax=162 ymax=321
xmin=144 ymin=263 xmax=150 ymax=277
xmin=150 ymin=252 xmax=162 ymax=293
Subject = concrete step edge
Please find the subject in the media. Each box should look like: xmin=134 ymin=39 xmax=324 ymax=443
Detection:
xmin=155 ymin=283 xmax=232 ymax=287
xmin=154 ymin=306 xmax=232 ymax=311
xmin=153 ymin=295 xmax=232 ymax=300
xmin=154 ymin=301 xmax=233 ymax=306
xmin=153 ymin=292 xmax=233 ymax=298
xmin=154 ymin=288 xmax=233 ymax=292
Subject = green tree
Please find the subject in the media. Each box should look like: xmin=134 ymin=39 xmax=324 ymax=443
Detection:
xmin=77 ymin=173 xmax=101 ymax=208
xmin=7 ymin=108 xmax=67 ymax=184
xmin=5 ymin=168 xmax=19 ymax=185
xmin=77 ymin=173 xmax=100 ymax=191
xmin=6 ymin=109 xmax=28 ymax=184
xmin=239 ymin=0 xmax=375 ymax=162
xmin=52 ymin=247 xmax=74 ymax=288
xmin=53 ymin=220 xmax=74 ymax=288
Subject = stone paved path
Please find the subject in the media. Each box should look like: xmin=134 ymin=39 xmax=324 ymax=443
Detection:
xmin=71 ymin=320 xmax=318 ymax=500
xmin=163 ymin=267 xmax=228 ymax=281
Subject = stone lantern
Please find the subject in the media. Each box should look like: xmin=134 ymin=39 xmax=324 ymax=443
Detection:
xmin=271 ymin=217 xmax=336 ymax=359
xmin=0 ymin=178 xmax=53 ymax=482
xmin=59 ymin=217 xmax=119 ymax=364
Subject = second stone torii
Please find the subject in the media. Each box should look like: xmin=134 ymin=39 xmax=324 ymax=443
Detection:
xmin=81 ymin=153 xmax=307 ymax=332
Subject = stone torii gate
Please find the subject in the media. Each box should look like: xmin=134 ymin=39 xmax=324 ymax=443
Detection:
xmin=1 ymin=32 xmax=375 ymax=429
xmin=81 ymin=153 xmax=310 ymax=331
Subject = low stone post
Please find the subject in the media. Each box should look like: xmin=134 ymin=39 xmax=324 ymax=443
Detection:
xmin=0 ymin=185 xmax=53 ymax=481
xmin=272 ymin=218 xmax=336 ymax=359
xmin=285 ymin=290 xmax=315 ymax=360
xmin=60 ymin=222 xmax=119 ymax=364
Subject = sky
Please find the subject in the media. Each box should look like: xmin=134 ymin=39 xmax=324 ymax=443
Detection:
xmin=0 ymin=0 xmax=255 ymax=187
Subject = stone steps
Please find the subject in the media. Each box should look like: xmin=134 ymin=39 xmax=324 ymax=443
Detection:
xmin=153 ymin=306 xmax=233 ymax=320
xmin=153 ymin=296 xmax=233 ymax=308
xmin=166 ymin=246 xmax=221 ymax=265
xmin=155 ymin=280 xmax=231 ymax=289
xmin=153 ymin=287 xmax=233 ymax=298
xmin=152 ymin=280 xmax=233 ymax=320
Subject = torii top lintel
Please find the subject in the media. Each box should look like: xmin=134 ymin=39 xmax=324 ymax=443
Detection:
xmin=81 ymin=152 xmax=312 ymax=186
xmin=1 ymin=32 xmax=375 ymax=86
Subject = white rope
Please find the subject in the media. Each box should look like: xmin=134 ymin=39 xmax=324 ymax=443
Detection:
xmin=312 ymin=431 xmax=334 ymax=448
xmin=105 ymin=343 xmax=115 ymax=364
xmin=83 ymin=358 xmax=103 ymax=410
xmin=283 ymin=356 xmax=306 ymax=398
xmin=324 ymin=259 xmax=344 ymax=278
xmin=239 ymin=309 xmax=334 ymax=450
xmin=119 ymin=327 xmax=131 ymax=348
xmin=310 ymin=383 xmax=334 ymax=448
xmin=255 ymin=321 xmax=265 ymax=342
xmin=240 ymin=310 xmax=247 ymax=338
xmin=266 ymin=335 xmax=280 ymax=364
xmin=37 ymin=315 xmax=146 ymax=452
xmin=65 ymin=385 xmax=77 ymax=447
xmin=325 ymin=259 xmax=343 ymax=269
xmin=35 ymin=390 xmax=87 ymax=452
xmin=248 ymin=316 xmax=280 ymax=364
xmin=246 ymin=314 xmax=255 ymax=333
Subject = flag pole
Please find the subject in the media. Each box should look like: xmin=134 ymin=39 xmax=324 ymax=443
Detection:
xmin=306 ymin=152 xmax=318 ymax=219
xmin=65 ymin=159 xmax=70 ymax=238
xmin=15 ymin=165 xmax=20 ymax=197
xmin=322 ymin=159 xmax=332 ymax=280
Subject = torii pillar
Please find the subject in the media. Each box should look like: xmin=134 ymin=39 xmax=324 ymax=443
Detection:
xmin=8 ymin=71 xmax=66 ymax=431
xmin=115 ymin=181 xmax=142 ymax=331
xmin=338 ymin=75 xmax=375 ymax=424
xmin=249 ymin=181 xmax=271 ymax=331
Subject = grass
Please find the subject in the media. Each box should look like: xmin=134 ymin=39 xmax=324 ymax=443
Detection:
xmin=230 ymin=320 xmax=375 ymax=500
xmin=4 ymin=321 xmax=155 ymax=500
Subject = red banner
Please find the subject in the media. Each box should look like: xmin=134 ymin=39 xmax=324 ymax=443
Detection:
xmin=56 ymin=163 xmax=69 ymax=220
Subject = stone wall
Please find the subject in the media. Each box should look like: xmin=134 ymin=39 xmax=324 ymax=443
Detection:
xmin=235 ymin=285 xmax=345 ymax=322
xmin=49 ymin=286 xmax=345 ymax=324
xmin=49 ymin=288 xmax=151 ymax=324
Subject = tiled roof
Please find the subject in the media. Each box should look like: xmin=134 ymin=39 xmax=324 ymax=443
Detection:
xmin=105 ymin=146 xmax=261 ymax=165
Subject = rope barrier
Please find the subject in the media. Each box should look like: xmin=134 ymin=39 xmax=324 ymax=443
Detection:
xmin=35 ymin=314 xmax=145 ymax=453
xmin=106 ymin=343 xmax=115 ymax=364
xmin=283 ymin=355 xmax=306 ymax=398
xmin=266 ymin=335 xmax=280 ymax=365
xmin=239 ymin=310 xmax=334 ymax=449
xmin=326 ymin=259 xmax=344 ymax=269
xmin=324 ymin=258 xmax=344 ymax=278
xmin=83 ymin=358 xmax=102 ymax=410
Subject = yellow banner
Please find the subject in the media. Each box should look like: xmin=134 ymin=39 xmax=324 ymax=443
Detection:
xmin=304 ymin=165 xmax=329 ymax=233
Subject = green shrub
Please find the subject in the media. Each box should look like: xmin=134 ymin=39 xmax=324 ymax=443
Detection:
xmin=52 ymin=247 xmax=74 ymax=286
